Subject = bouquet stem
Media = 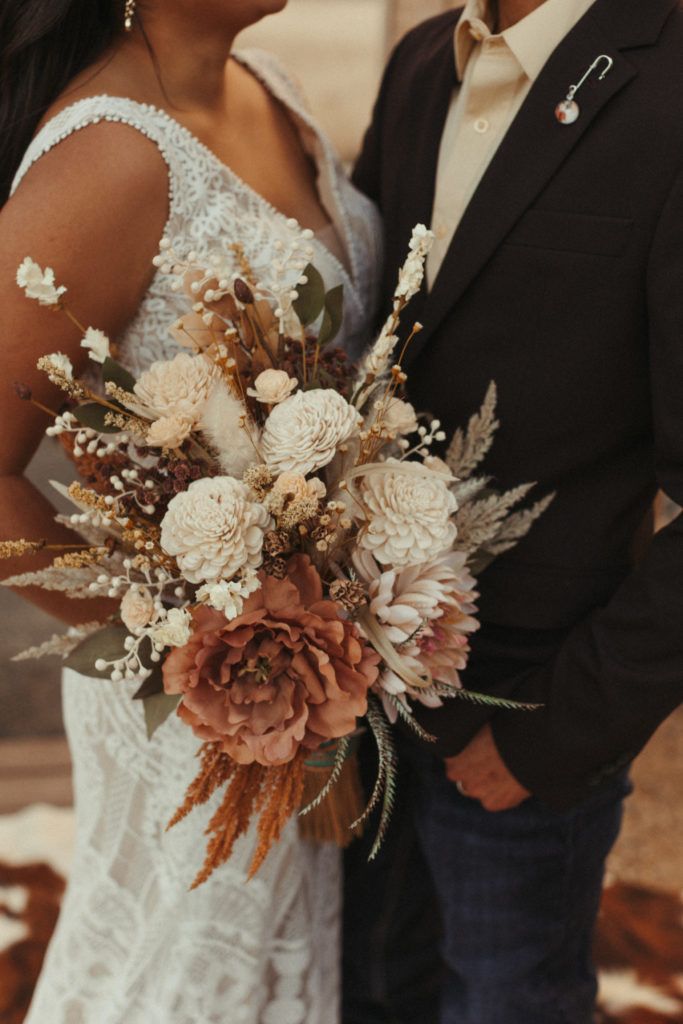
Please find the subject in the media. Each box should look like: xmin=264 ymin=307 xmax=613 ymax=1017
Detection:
xmin=299 ymin=746 xmax=365 ymax=848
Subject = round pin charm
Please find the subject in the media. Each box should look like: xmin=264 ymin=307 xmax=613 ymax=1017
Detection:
xmin=555 ymin=99 xmax=580 ymax=125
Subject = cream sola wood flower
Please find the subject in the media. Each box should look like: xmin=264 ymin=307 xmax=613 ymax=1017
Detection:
xmin=357 ymin=460 xmax=457 ymax=567
xmin=134 ymin=352 xmax=218 ymax=424
xmin=247 ymin=369 xmax=297 ymax=405
xmin=261 ymin=388 xmax=362 ymax=476
xmin=160 ymin=476 xmax=271 ymax=584
xmin=134 ymin=353 xmax=259 ymax=465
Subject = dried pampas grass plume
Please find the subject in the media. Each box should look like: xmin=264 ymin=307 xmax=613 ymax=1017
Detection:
xmin=200 ymin=381 xmax=260 ymax=477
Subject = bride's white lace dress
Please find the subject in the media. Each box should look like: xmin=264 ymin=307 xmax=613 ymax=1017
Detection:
xmin=13 ymin=49 xmax=382 ymax=1024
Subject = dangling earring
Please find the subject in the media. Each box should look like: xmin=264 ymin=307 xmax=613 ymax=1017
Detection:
xmin=124 ymin=0 xmax=136 ymax=31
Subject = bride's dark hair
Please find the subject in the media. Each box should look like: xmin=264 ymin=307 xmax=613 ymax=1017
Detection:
xmin=0 ymin=0 xmax=125 ymax=205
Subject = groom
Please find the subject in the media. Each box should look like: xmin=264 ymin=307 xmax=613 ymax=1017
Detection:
xmin=344 ymin=0 xmax=683 ymax=1021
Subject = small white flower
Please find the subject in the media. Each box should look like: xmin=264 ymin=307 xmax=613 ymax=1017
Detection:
xmin=120 ymin=586 xmax=155 ymax=631
xmin=394 ymin=225 xmax=435 ymax=305
xmin=146 ymin=415 xmax=193 ymax=449
xmin=81 ymin=327 xmax=110 ymax=364
xmin=196 ymin=572 xmax=262 ymax=620
xmin=358 ymin=325 xmax=398 ymax=382
xmin=151 ymin=608 xmax=193 ymax=648
xmin=262 ymin=389 xmax=362 ymax=476
xmin=160 ymin=476 xmax=271 ymax=584
xmin=16 ymin=258 xmax=66 ymax=306
xmin=247 ymin=369 xmax=298 ymax=405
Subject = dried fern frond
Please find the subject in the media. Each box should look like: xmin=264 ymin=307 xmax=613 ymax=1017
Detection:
xmin=446 ymin=382 xmax=499 ymax=479
xmin=453 ymin=483 xmax=534 ymax=552
xmin=365 ymin=696 xmax=399 ymax=861
xmin=482 ymin=493 xmax=556 ymax=557
xmin=12 ymin=621 xmax=103 ymax=662
xmin=299 ymin=735 xmax=352 ymax=817
xmin=420 ymin=683 xmax=541 ymax=712
xmin=451 ymin=475 xmax=490 ymax=506
xmin=385 ymin=694 xmax=436 ymax=743
xmin=2 ymin=563 xmax=112 ymax=599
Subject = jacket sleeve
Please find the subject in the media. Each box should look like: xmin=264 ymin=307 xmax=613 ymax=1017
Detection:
xmin=490 ymin=163 xmax=683 ymax=808
xmin=352 ymin=34 xmax=412 ymax=206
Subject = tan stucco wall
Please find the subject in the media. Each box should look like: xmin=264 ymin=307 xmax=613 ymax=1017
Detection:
xmin=386 ymin=0 xmax=452 ymax=44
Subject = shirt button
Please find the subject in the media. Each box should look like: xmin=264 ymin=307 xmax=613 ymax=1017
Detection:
xmin=474 ymin=118 xmax=490 ymax=134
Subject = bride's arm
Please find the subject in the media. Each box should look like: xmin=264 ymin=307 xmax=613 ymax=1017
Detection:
xmin=0 ymin=123 xmax=169 ymax=624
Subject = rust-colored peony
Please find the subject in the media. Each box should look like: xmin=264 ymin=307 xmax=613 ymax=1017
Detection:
xmin=163 ymin=554 xmax=379 ymax=767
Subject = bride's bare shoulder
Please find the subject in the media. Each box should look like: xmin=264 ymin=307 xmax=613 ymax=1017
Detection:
xmin=0 ymin=112 xmax=170 ymax=347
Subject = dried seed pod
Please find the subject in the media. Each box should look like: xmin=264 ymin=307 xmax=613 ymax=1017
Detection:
xmin=234 ymin=279 xmax=255 ymax=305
xmin=329 ymin=580 xmax=367 ymax=613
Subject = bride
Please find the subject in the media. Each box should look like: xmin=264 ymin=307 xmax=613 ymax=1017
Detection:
xmin=0 ymin=1 xmax=381 ymax=1021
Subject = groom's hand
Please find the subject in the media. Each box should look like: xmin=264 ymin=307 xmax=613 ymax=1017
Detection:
xmin=444 ymin=724 xmax=531 ymax=812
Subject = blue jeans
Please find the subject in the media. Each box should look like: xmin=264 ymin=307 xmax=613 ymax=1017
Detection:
xmin=343 ymin=744 xmax=629 ymax=1024
xmin=415 ymin=755 xmax=629 ymax=1024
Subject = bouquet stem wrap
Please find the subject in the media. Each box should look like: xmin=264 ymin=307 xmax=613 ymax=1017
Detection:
xmin=299 ymin=738 xmax=365 ymax=848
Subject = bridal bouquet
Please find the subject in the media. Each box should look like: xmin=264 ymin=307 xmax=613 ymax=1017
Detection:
xmin=5 ymin=225 xmax=550 ymax=886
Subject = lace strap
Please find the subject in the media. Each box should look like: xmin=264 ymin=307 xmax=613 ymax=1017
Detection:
xmin=10 ymin=95 xmax=177 ymax=209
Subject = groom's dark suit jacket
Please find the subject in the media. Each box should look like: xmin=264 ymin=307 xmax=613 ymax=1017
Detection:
xmin=353 ymin=0 xmax=683 ymax=808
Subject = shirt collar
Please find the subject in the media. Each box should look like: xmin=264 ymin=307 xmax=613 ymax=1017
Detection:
xmin=455 ymin=0 xmax=597 ymax=84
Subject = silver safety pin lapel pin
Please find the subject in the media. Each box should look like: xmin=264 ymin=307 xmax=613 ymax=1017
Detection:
xmin=555 ymin=54 xmax=614 ymax=125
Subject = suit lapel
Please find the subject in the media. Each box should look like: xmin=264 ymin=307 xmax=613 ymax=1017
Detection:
xmin=403 ymin=1 xmax=651 ymax=367
xmin=389 ymin=22 xmax=458 ymax=330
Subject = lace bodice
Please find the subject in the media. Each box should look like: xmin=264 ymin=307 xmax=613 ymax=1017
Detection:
xmin=13 ymin=49 xmax=382 ymax=1024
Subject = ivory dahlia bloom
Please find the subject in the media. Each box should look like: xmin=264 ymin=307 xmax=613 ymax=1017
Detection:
xmin=160 ymin=476 xmax=270 ymax=584
xmin=163 ymin=555 xmax=380 ymax=767
xmin=359 ymin=461 xmax=457 ymax=567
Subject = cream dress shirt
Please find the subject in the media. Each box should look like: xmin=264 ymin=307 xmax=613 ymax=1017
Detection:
xmin=427 ymin=0 xmax=597 ymax=287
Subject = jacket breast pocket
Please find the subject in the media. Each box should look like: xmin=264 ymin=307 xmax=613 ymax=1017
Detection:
xmin=502 ymin=208 xmax=633 ymax=257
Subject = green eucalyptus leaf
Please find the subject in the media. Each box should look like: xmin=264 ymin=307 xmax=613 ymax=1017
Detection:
xmin=132 ymin=664 xmax=164 ymax=700
xmin=73 ymin=402 xmax=121 ymax=434
xmin=318 ymin=285 xmax=344 ymax=347
xmin=102 ymin=357 xmax=137 ymax=394
xmin=143 ymin=691 xmax=181 ymax=740
xmin=292 ymin=263 xmax=325 ymax=327
xmin=64 ymin=625 xmax=129 ymax=678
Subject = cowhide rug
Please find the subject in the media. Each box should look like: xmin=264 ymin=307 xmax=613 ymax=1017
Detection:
xmin=1 ymin=806 xmax=682 ymax=1023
